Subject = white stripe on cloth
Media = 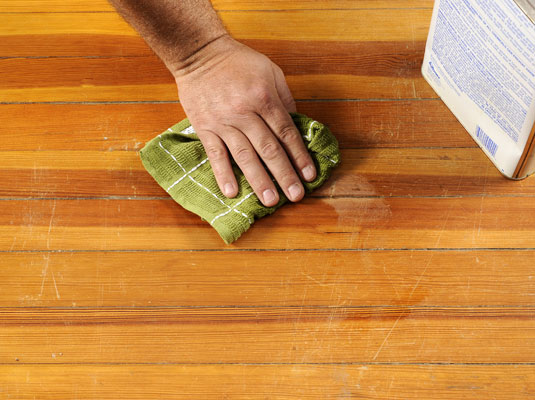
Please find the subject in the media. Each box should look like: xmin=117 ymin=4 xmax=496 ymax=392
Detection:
xmin=210 ymin=192 xmax=255 ymax=225
xmin=304 ymin=120 xmax=319 ymax=141
xmin=158 ymin=141 xmax=186 ymax=173
xmin=167 ymin=158 xmax=209 ymax=191
xmin=321 ymin=154 xmax=338 ymax=164
xmin=159 ymin=140 xmax=251 ymax=224
xmin=180 ymin=126 xmax=196 ymax=135
xmin=233 ymin=208 xmax=252 ymax=224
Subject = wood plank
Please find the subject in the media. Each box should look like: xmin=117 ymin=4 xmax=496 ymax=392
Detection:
xmin=1 ymin=0 xmax=434 ymax=12
xmin=0 ymin=10 xmax=432 ymax=43
xmin=0 ymin=364 xmax=533 ymax=399
xmin=1 ymin=36 xmax=426 ymax=79
xmin=1 ymin=148 xmax=532 ymax=198
xmin=0 ymin=101 xmax=467 ymax=151
xmin=1 ymin=306 xmax=535 ymax=363
xmin=0 ymin=197 xmax=534 ymax=250
xmin=0 ymin=56 xmax=435 ymax=102
xmin=1 ymin=40 xmax=425 ymax=84
xmin=1 ymin=250 xmax=535 ymax=307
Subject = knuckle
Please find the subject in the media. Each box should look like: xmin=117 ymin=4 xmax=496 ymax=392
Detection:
xmin=252 ymin=85 xmax=273 ymax=106
xmin=210 ymin=163 xmax=225 ymax=177
xmin=230 ymin=100 xmax=250 ymax=116
xmin=205 ymin=145 xmax=226 ymax=162
xmin=277 ymin=125 xmax=299 ymax=143
xmin=258 ymin=140 xmax=280 ymax=161
xmin=234 ymin=146 xmax=254 ymax=164
xmin=294 ymin=151 xmax=312 ymax=168
xmin=280 ymin=168 xmax=298 ymax=183
xmin=277 ymin=171 xmax=300 ymax=189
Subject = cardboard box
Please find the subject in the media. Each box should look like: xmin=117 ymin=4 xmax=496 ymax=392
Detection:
xmin=422 ymin=0 xmax=535 ymax=179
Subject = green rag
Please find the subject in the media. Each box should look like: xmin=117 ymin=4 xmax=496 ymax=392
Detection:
xmin=139 ymin=112 xmax=341 ymax=244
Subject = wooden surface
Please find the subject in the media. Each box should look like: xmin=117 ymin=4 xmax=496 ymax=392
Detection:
xmin=1 ymin=0 xmax=534 ymax=398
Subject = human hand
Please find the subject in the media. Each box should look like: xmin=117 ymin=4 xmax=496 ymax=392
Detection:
xmin=173 ymin=35 xmax=316 ymax=207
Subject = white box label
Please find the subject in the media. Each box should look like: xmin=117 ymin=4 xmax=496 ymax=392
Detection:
xmin=422 ymin=0 xmax=535 ymax=177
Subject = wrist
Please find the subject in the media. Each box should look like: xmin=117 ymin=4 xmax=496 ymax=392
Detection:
xmin=171 ymin=34 xmax=238 ymax=81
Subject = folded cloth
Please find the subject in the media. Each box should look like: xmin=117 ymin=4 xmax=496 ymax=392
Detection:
xmin=139 ymin=112 xmax=341 ymax=244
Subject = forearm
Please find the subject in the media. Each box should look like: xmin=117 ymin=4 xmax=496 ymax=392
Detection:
xmin=109 ymin=0 xmax=315 ymax=206
xmin=108 ymin=0 xmax=228 ymax=75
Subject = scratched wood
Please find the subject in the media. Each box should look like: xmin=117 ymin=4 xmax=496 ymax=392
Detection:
xmin=1 ymin=59 xmax=434 ymax=102
xmin=2 ymin=0 xmax=535 ymax=398
xmin=0 ymin=10 xmax=435 ymax=102
xmin=1 ymin=38 xmax=427 ymax=83
xmin=1 ymin=306 xmax=535 ymax=363
xmin=2 ymin=364 xmax=531 ymax=399
xmin=1 ymin=251 xmax=534 ymax=307
xmin=0 ymin=101 xmax=471 ymax=150
xmin=1 ymin=10 xmax=432 ymax=42
xmin=2 ymin=148 xmax=535 ymax=198
xmin=1 ymin=197 xmax=535 ymax=250
xmin=0 ymin=11 xmax=431 ymax=56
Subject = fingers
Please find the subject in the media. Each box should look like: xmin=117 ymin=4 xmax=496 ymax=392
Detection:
xmin=260 ymin=96 xmax=317 ymax=183
xmin=223 ymin=126 xmax=281 ymax=207
xmin=197 ymin=130 xmax=238 ymax=198
xmin=188 ymin=63 xmax=313 ymax=206
xmin=240 ymin=118 xmax=306 ymax=203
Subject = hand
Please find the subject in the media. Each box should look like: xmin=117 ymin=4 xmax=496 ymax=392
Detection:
xmin=173 ymin=35 xmax=316 ymax=207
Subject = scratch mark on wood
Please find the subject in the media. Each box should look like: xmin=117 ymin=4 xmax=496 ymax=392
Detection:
xmin=39 ymin=254 xmax=49 ymax=298
xmin=46 ymin=199 xmax=57 ymax=249
xmin=374 ymin=203 xmax=455 ymax=360
xmin=8 ymin=236 xmax=17 ymax=251
xmin=51 ymin=270 xmax=60 ymax=300
xmin=372 ymin=314 xmax=401 ymax=361
xmin=383 ymin=262 xmax=401 ymax=301
xmin=477 ymin=196 xmax=484 ymax=237
xmin=433 ymin=200 xmax=455 ymax=249
xmin=329 ymin=179 xmax=337 ymax=198
xmin=386 ymin=376 xmax=395 ymax=398
xmin=300 ymin=271 xmax=334 ymax=287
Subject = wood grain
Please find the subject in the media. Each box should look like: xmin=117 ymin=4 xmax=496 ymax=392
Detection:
xmin=0 ymin=11 xmax=432 ymax=48
xmin=1 ymin=40 xmax=425 ymax=83
xmin=1 ymin=197 xmax=534 ymax=250
xmin=2 ymin=148 xmax=533 ymax=199
xmin=1 ymin=250 xmax=534 ymax=307
xmin=1 ymin=364 xmax=530 ymax=400
xmin=1 ymin=306 xmax=535 ymax=363
xmin=1 ymin=58 xmax=435 ymax=102
xmin=2 ymin=0 xmax=534 ymax=397
xmin=0 ymin=101 xmax=470 ymax=150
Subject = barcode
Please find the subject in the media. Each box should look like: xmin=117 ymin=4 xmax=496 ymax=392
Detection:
xmin=475 ymin=126 xmax=498 ymax=157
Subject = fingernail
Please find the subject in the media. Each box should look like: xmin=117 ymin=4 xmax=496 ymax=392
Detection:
xmin=224 ymin=183 xmax=235 ymax=197
xmin=302 ymin=165 xmax=315 ymax=181
xmin=288 ymin=183 xmax=303 ymax=201
xmin=262 ymin=189 xmax=277 ymax=205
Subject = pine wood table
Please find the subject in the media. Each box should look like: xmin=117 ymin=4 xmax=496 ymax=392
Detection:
xmin=1 ymin=0 xmax=535 ymax=398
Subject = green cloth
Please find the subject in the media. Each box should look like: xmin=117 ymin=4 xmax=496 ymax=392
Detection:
xmin=139 ymin=112 xmax=341 ymax=244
